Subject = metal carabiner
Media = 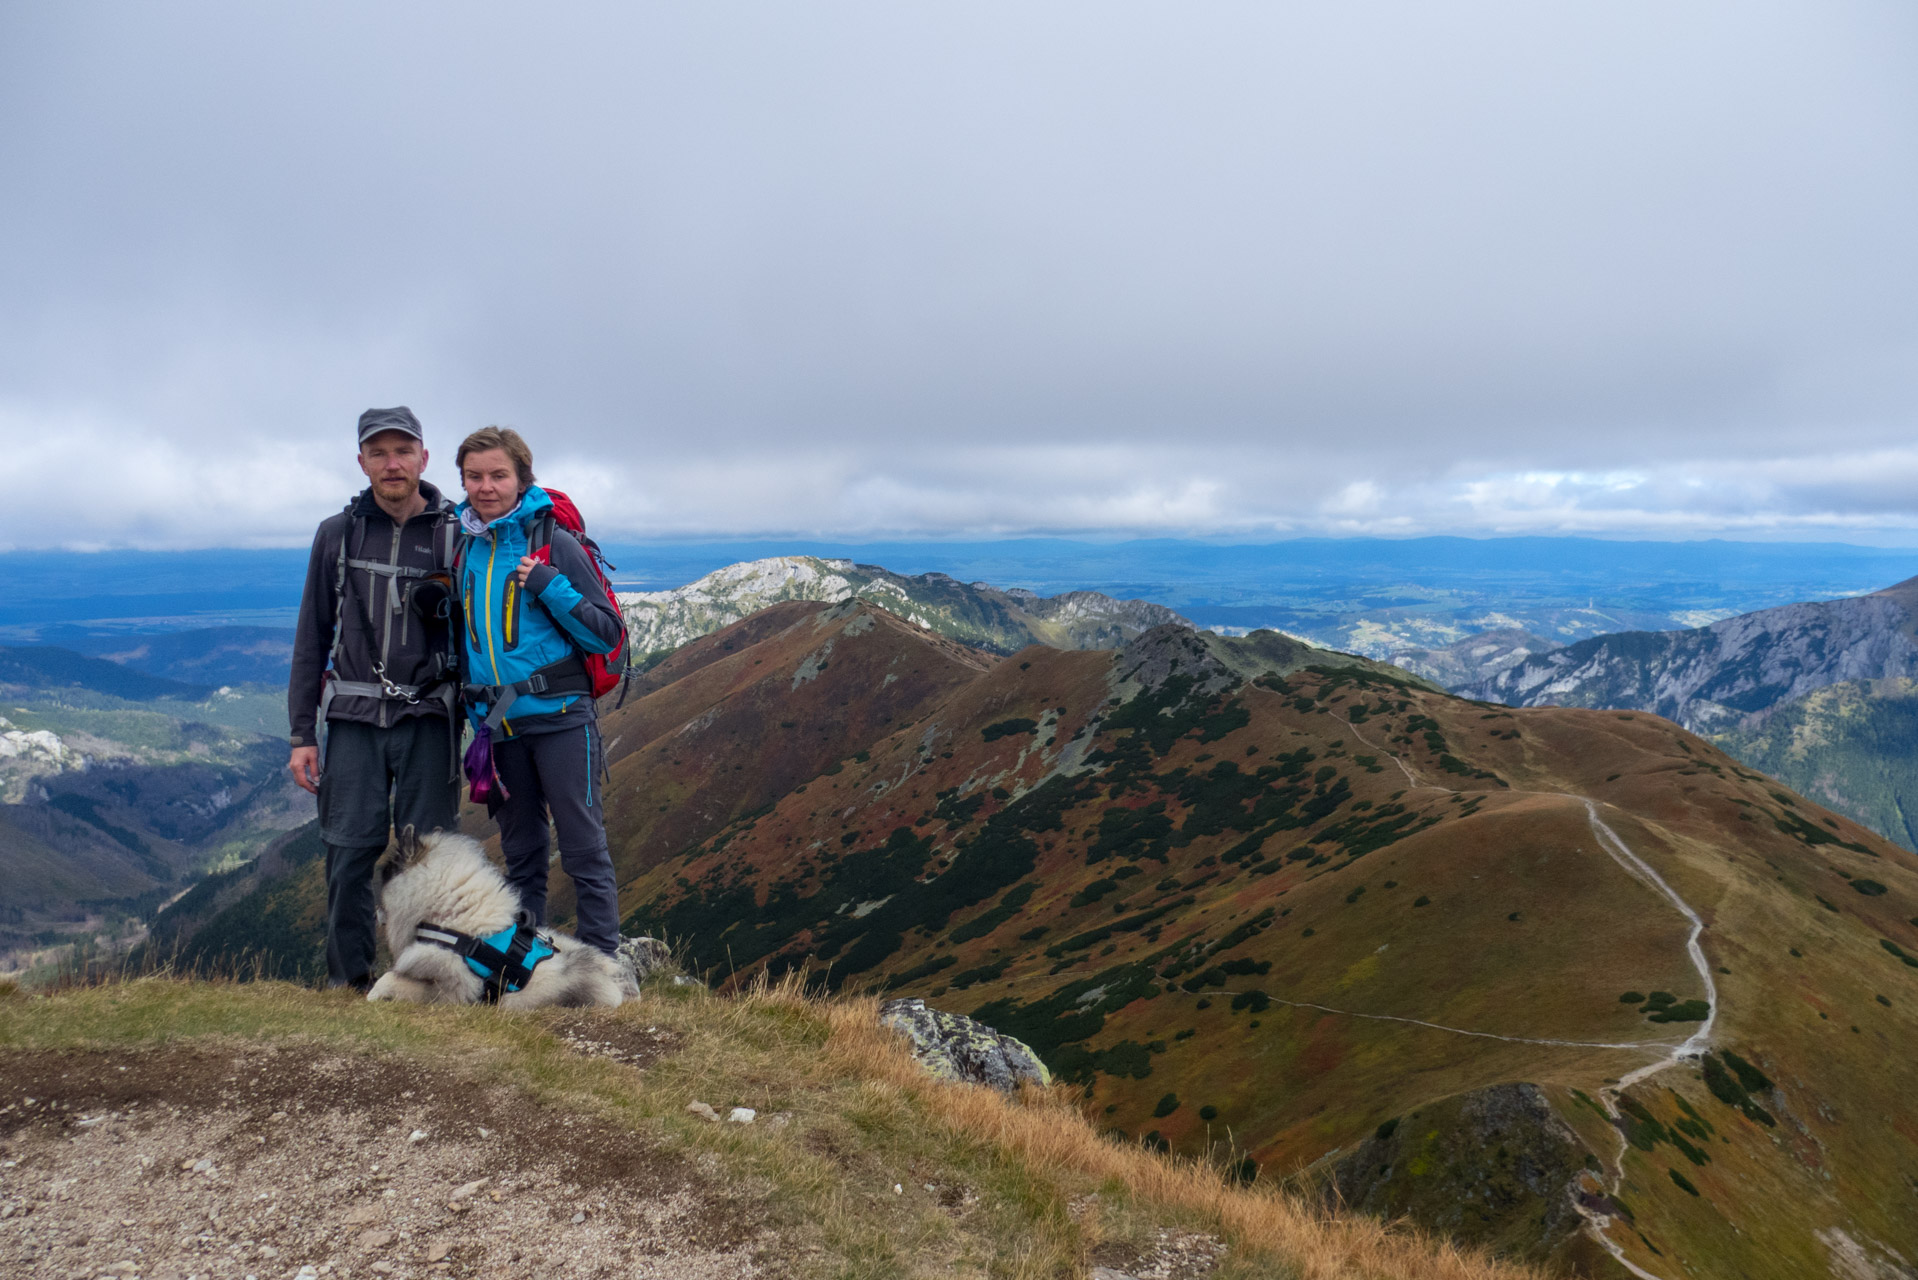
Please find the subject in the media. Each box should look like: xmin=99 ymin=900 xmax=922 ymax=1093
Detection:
xmin=373 ymin=662 xmax=420 ymax=704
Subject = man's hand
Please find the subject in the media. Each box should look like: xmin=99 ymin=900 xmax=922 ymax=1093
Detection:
xmin=515 ymin=554 xmax=539 ymax=587
xmin=290 ymin=745 xmax=321 ymax=794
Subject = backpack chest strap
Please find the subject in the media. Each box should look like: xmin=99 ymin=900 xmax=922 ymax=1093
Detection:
xmin=415 ymin=922 xmax=556 ymax=1001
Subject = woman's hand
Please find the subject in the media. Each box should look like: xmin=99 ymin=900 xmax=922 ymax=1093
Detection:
xmin=515 ymin=554 xmax=539 ymax=587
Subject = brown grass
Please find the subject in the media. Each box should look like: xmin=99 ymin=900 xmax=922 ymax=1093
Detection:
xmin=4 ymin=961 xmax=1550 ymax=1280
xmin=730 ymin=971 xmax=1546 ymax=1280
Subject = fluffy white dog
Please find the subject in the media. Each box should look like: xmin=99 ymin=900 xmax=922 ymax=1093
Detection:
xmin=367 ymin=827 xmax=639 ymax=1008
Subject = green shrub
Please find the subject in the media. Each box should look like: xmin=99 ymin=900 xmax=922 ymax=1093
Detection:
xmin=1374 ymin=1116 xmax=1400 ymax=1142
xmin=886 ymin=954 xmax=957 ymax=988
xmin=1413 ymin=895 xmax=1431 ymax=908
xmin=1648 ymin=999 xmax=1710 ymax=1024
xmin=982 ymin=718 xmax=1039 ymax=741
xmin=1669 ymin=1169 xmax=1700 ymax=1197
xmin=1720 ymin=1050 xmax=1772 ymax=1093
xmin=1881 ymin=939 xmax=1918 ymax=968
xmin=1153 ymin=1092 xmax=1181 ymax=1118
xmin=1851 ymin=878 xmax=1888 ymax=896
xmin=1199 ymin=1104 xmax=1218 ymax=1121
xmin=1070 ymin=878 xmax=1120 ymax=908
xmin=1671 ymin=1134 xmax=1711 ymax=1167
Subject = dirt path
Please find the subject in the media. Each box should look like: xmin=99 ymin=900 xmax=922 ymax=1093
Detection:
xmin=1328 ymin=707 xmax=1716 ymax=1280
xmin=0 ymin=1032 xmax=773 ymax=1280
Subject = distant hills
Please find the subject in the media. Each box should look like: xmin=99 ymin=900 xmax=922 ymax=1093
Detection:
xmin=0 ymin=644 xmax=210 ymax=701
xmin=0 ymin=643 xmax=304 ymax=976
xmin=1460 ymin=576 xmax=1918 ymax=731
xmin=618 ymin=555 xmax=1189 ymax=666
xmin=17 ymin=627 xmax=298 ymax=688
xmin=1449 ymin=576 xmax=1918 ymax=849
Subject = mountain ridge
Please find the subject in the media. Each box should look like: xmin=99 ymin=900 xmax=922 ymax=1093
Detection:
xmin=618 ymin=555 xmax=1191 ymax=667
xmin=1460 ymin=576 xmax=1918 ymax=732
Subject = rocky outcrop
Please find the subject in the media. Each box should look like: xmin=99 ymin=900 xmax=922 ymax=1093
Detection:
xmin=1388 ymin=628 xmax=1561 ymax=689
xmin=617 ymin=556 xmax=1190 ymax=666
xmin=878 ymin=998 xmax=1051 ymax=1093
xmin=615 ymin=935 xmax=675 ymax=983
xmin=1463 ymin=577 xmax=1918 ymax=732
xmin=1325 ymin=1084 xmax=1595 ymax=1268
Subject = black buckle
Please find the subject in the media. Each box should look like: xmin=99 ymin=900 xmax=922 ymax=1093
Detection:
xmin=524 ymin=673 xmax=548 ymax=694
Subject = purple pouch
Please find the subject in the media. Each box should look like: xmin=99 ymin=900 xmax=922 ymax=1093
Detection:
xmin=464 ymin=722 xmax=508 ymax=810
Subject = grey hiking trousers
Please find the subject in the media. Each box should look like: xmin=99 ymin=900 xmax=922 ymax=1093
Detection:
xmin=317 ymin=716 xmax=459 ymax=989
xmin=492 ymin=718 xmax=621 ymax=955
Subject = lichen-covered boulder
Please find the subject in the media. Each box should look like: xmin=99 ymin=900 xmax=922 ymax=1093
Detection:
xmin=878 ymin=997 xmax=1051 ymax=1093
xmin=616 ymin=935 xmax=675 ymax=982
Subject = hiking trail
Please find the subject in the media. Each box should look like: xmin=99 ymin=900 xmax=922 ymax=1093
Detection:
xmin=1325 ymin=706 xmax=1717 ymax=1280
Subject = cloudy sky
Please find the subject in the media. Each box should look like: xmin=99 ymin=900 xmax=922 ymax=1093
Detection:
xmin=3 ymin=1 xmax=1916 ymax=549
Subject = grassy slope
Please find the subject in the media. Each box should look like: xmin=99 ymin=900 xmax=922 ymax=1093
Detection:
xmin=0 ymin=976 xmax=1539 ymax=1280
xmin=1713 ymin=677 xmax=1918 ymax=850
xmin=612 ymin=624 xmax=1918 ymax=1279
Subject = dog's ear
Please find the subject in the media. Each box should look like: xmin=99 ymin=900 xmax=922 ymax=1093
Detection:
xmin=395 ymin=824 xmax=422 ymax=867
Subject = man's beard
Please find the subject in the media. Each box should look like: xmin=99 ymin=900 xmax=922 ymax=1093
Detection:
xmin=377 ymin=474 xmax=420 ymax=497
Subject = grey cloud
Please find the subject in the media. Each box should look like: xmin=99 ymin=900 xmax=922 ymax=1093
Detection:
xmin=2 ymin=1 xmax=1916 ymax=548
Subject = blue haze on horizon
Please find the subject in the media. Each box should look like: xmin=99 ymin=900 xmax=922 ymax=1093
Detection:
xmin=4 ymin=538 xmax=1914 ymax=645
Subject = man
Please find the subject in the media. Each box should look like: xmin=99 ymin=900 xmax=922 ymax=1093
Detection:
xmin=289 ymin=407 xmax=463 ymax=991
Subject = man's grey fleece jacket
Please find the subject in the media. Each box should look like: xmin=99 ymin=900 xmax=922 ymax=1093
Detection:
xmin=288 ymin=482 xmax=461 ymax=749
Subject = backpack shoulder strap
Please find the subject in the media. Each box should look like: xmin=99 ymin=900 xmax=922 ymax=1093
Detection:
xmin=328 ymin=505 xmax=366 ymax=673
xmin=438 ymin=506 xmax=459 ymax=572
xmin=528 ymin=508 xmax=557 ymax=559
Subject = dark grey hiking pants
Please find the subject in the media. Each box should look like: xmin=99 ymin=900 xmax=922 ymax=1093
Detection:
xmin=317 ymin=716 xmax=459 ymax=988
xmin=492 ymin=719 xmax=620 ymax=955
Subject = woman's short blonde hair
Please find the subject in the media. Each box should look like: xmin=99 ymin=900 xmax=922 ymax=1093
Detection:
xmin=456 ymin=426 xmax=536 ymax=490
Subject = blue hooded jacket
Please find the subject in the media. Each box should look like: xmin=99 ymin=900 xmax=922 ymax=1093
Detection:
xmin=456 ymin=486 xmax=622 ymax=736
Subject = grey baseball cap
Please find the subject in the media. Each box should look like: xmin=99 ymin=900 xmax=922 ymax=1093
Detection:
xmin=357 ymin=405 xmax=424 ymax=445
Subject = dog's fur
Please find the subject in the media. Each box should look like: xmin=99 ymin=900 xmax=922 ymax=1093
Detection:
xmin=366 ymin=828 xmax=638 ymax=1008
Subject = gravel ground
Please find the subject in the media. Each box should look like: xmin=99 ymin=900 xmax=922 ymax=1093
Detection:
xmin=0 ymin=1036 xmax=773 ymax=1280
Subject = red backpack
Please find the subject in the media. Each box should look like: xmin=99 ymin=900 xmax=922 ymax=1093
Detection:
xmin=526 ymin=488 xmax=629 ymax=699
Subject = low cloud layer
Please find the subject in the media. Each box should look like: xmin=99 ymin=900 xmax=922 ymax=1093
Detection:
xmin=3 ymin=2 xmax=1916 ymax=548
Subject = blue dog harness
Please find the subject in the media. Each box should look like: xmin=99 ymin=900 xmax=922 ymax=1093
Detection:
xmin=415 ymin=921 xmax=557 ymax=1002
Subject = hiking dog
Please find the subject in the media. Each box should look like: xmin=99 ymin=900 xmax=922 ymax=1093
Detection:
xmin=367 ymin=828 xmax=639 ymax=1008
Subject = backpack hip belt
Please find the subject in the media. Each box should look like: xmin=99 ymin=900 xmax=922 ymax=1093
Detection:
xmin=463 ymin=652 xmax=593 ymax=733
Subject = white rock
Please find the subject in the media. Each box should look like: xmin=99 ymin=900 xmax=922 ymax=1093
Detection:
xmin=407 ymin=1129 xmax=427 ymax=1144
xmin=449 ymin=1178 xmax=488 ymax=1201
xmin=685 ymin=1101 xmax=720 ymax=1122
xmin=726 ymin=1108 xmax=756 ymax=1124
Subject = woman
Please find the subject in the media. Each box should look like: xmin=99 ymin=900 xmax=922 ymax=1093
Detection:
xmin=454 ymin=426 xmax=625 ymax=956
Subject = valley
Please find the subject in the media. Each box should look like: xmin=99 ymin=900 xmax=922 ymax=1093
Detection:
xmin=0 ymin=648 xmax=303 ymax=977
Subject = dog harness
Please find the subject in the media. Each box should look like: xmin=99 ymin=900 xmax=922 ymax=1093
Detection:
xmin=415 ymin=922 xmax=557 ymax=1002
